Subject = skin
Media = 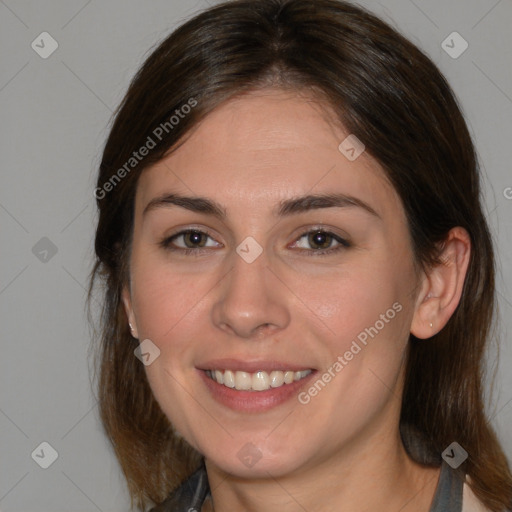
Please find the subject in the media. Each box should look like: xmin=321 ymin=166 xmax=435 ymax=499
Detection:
xmin=123 ymin=88 xmax=471 ymax=512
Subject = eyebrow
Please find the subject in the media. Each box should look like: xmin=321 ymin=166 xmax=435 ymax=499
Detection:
xmin=142 ymin=192 xmax=380 ymax=219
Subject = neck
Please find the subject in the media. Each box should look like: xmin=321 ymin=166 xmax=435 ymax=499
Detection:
xmin=203 ymin=424 xmax=440 ymax=512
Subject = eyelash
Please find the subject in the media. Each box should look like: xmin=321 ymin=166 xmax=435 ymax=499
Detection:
xmin=159 ymin=228 xmax=351 ymax=257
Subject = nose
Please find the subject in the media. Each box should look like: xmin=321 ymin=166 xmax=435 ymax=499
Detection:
xmin=211 ymin=247 xmax=290 ymax=339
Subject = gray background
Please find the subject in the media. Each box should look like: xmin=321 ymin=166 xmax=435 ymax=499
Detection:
xmin=1 ymin=0 xmax=511 ymax=510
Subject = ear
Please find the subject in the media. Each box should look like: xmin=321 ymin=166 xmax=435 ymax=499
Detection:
xmin=122 ymin=285 xmax=139 ymax=339
xmin=411 ymin=227 xmax=471 ymax=339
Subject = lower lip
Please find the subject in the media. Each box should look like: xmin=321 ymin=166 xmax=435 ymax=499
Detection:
xmin=198 ymin=369 xmax=316 ymax=413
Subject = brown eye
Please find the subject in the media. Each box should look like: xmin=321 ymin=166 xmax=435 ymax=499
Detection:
xmin=182 ymin=230 xmax=208 ymax=248
xmin=308 ymin=231 xmax=334 ymax=250
xmin=160 ymin=229 xmax=221 ymax=253
xmin=292 ymin=229 xmax=351 ymax=256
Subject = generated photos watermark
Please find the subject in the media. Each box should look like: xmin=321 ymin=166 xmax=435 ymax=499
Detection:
xmin=94 ymin=97 xmax=198 ymax=200
xmin=298 ymin=301 xmax=403 ymax=404
xmin=442 ymin=441 xmax=468 ymax=469
xmin=338 ymin=133 xmax=365 ymax=161
xmin=134 ymin=339 xmax=161 ymax=366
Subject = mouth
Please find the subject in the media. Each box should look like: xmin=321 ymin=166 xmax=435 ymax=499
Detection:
xmin=197 ymin=359 xmax=317 ymax=412
xmin=205 ymin=369 xmax=313 ymax=392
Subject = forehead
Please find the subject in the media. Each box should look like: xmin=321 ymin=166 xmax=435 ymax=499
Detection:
xmin=135 ymin=89 xmax=402 ymax=220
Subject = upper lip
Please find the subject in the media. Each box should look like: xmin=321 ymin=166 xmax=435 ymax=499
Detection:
xmin=197 ymin=358 xmax=315 ymax=373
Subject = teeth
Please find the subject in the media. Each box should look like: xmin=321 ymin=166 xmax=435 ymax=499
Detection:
xmin=214 ymin=370 xmax=224 ymax=385
xmin=252 ymin=371 xmax=270 ymax=391
xmin=270 ymin=370 xmax=284 ymax=387
xmin=207 ymin=369 xmax=312 ymax=391
xmin=284 ymin=371 xmax=294 ymax=384
xmin=223 ymin=370 xmax=235 ymax=388
xmin=235 ymin=371 xmax=252 ymax=390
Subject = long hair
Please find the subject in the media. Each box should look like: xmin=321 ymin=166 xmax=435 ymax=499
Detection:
xmin=88 ymin=0 xmax=512 ymax=509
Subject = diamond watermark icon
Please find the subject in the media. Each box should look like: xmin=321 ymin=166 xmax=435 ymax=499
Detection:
xmin=31 ymin=32 xmax=59 ymax=59
xmin=338 ymin=134 xmax=365 ymax=161
xmin=32 ymin=237 xmax=58 ymax=263
xmin=441 ymin=32 xmax=468 ymax=59
xmin=442 ymin=441 xmax=468 ymax=469
xmin=236 ymin=236 xmax=263 ymax=264
xmin=237 ymin=442 xmax=262 ymax=468
xmin=31 ymin=441 xmax=58 ymax=469
xmin=134 ymin=339 xmax=161 ymax=366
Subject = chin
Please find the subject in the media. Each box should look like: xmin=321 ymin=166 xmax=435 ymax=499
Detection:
xmin=202 ymin=437 xmax=311 ymax=479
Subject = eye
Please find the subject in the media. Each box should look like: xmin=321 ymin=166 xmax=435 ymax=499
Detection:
xmin=160 ymin=229 xmax=221 ymax=254
xmin=291 ymin=229 xmax=350 ymax=255
xmin=160 ymin=227 xmax=350 ymax=257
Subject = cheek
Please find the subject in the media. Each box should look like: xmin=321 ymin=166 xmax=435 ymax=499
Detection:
xmin=298 ymin=256 xmax=408 ymax=347
xmin=296 ymin=256 xmax=412 ymax=410
xmin=297 ymin=287 xmax=409 ymax=447
xmin=130 ymin=253 xmax=208 ymax=344
xmin=129 ymin=262 xmax=213 ymax=433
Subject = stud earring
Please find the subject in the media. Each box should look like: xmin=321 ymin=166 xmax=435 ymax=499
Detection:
xmin=429 ymin=322 xmax=433 ymax=328
xmin=129 ymin=322 xmax=134 ymax=332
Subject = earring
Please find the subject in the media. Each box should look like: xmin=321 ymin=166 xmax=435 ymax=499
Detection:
xmin=129 ymin=322 xmax=134 ymax=332
xmin=429 ymin=322 xmax=433 ymax=328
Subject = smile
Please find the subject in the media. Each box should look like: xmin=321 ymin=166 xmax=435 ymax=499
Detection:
xmin=205 ymin=369 xmax=312 ymax=391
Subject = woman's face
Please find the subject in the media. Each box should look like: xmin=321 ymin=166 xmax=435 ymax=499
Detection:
xmin=124 ymin=89 xmax=422 ymax=478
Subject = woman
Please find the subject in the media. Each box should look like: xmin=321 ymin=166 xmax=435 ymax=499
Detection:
xmin=89 ymin=0 xmax=512 ymax=510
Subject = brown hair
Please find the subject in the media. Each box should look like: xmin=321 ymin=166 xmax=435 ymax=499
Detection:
xmin=88 ymin=0 xmax=512 ymax=510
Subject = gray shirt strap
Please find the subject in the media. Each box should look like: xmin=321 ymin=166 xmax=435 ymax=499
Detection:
xmin=430 ymin=461 xmax=464 ymax=512
xmin=149 ymin=461 xmax=209 ymax=512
